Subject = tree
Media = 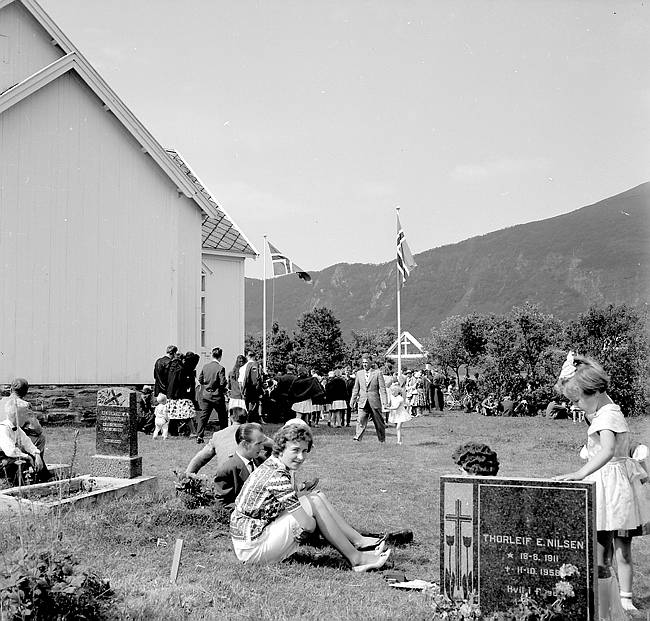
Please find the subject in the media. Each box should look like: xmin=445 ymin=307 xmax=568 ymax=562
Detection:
xmin=347 ymin=327 xmax=397 ymax=369
xmin=459 ymin=313 xmax=489 ymax=369
xmin=428 ymin=316 xmax=467 ymax=386
xmin=511 ymin=302 xmax=564 ymax=388
xmin=565 ymin=304 xmax=649 ymax=416
xmin=481 ymin=315 xmax=521 ymax=398
xmin=266 ymin=322 xmax=294 ymax=373
xmin=244 ymin=333 xmax=262 ymax=361
xmin=293 ymin=307 xmax=346 ymax=374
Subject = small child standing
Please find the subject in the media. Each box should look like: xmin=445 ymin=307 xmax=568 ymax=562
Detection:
xmin=387 ymin=384 xmax=411 ymax=445
xmin=152 ymin=394 xmax=169 ymax=439
xmin=555 ymin=352 xmax=650 ymax=614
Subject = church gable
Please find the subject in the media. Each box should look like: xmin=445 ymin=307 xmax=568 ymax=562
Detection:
xmin=0 ymin=0 xmax=65 ymax=93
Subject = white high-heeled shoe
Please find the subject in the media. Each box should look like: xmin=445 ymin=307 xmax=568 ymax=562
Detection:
xmin=620 ymin=591 xmax=637 ymax=611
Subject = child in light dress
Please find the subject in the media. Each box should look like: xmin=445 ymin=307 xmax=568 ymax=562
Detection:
xmin=555 ymin=352 xmax=650 ymax=614
xmin=152 ymin=394 xmax=169 ymax=439
xmin=387 ymin=384 xmax=411 ymax=445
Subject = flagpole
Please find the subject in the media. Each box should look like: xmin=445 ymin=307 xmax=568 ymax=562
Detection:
xmin=396 ymin=207 xmax=402 ymax=377
xmin=262 ymin=235 xmax=267 ymax=373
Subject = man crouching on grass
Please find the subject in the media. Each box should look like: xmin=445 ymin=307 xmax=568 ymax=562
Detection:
xmin=0 ymin=397 xmax=46 ymax=485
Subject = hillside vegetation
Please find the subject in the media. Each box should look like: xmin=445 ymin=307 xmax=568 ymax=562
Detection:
xmin=246 ymin=183 xmax=649 ymax=338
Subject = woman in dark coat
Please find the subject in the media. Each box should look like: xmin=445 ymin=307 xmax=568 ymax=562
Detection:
xmin=166 ymin=353 xmax=196 ymax=435
xmin=182 ymin=352 xmax=201 ymax=407
xmin=288 ymin=366 xmax=326 ymax=426
xmin=325 ymin=368 xmax=348 ymax=428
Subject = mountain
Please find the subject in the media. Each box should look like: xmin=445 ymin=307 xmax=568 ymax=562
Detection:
xmin=245 ymin=183 xmax=650 ymax=339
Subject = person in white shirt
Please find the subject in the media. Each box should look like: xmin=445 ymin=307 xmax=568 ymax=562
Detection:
xmin=0 ymin=396 xmax=45 ymax=485
xmin=0 ymin=378 xmax=46 ymax=457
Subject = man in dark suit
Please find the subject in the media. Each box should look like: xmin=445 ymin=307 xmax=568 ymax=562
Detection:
xmin=343 ymin=366 xmax=355 ymax=427
xmin=213 ymin=423 xmax=267 ymax=512
xmin=196 ymin=347 xmax=227 ymax=443
xmin=351 ymin=354 xmax=388 ymax=443
xmin=153 ymin=345 xmax=177 ymax=397
xmin=273 ymin=363 xmax=298 ymax=422
xmin=242 ymin=351 xmax=263 ymax=423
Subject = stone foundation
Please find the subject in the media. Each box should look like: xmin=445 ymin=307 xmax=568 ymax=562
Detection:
xmin=0 ymin=384 xmax=146 ymax=427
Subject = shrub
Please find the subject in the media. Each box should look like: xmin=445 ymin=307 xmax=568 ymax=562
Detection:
xmin=0 ymin=547 xmax=115 ymax=620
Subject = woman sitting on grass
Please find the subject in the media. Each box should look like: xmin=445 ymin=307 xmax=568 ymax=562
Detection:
xmin=230 ymin=425 xmax=391 ymax=571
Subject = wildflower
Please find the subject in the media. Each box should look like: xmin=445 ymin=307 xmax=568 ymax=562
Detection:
xmin=554 ymin=580 xmax=575 ymax=599
xmin=558 ymin=563 xmax=579 ymax=579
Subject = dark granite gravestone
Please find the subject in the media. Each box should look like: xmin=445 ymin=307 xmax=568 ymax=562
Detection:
xmin=440 ymin=476 xmax=597 ymax=619
xmin=90 ymin=388 xmax=142 ymax=478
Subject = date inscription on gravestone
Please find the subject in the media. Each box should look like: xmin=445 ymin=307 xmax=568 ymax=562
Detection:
xmin=440 ymin=476 xmax=596 ymax=619
xmin=96 ymin=387 xmax=137 ymax=457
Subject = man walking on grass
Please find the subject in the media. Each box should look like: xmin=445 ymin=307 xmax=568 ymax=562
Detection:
xmin=350 ymin=354 xmax=388 ymax=443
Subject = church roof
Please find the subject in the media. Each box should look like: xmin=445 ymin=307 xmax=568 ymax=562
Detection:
xmin=0 ymin=0 xmax=257 ymax=258
xmin=166 ymin=150 xmax=256 ymax=256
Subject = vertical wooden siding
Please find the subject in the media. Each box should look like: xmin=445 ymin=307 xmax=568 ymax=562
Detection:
xmin=0 ymin=71 xmax=202 ymax=383
xmin=200 ymin=254 xmax=245 ymax=371
xmin=0 ymin=2 xmax=64 ymax=94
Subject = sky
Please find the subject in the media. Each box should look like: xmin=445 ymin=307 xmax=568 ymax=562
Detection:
xmin=40 ymin=0 xmax=650 ymax=279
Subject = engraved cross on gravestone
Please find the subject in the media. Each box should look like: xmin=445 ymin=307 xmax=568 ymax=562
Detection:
xmin=90 ymin=387 xmax=142 ymax=478
xmin=440 ymin=475 xmax=597 ymax=620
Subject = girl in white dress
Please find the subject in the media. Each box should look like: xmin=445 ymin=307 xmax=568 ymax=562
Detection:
xmin=387 ymin=384 xmax=411 ymax=445
xmin=556 ymin=353 xmax=650 ymax=614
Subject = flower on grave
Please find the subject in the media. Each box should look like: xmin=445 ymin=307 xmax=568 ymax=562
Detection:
xmin=558 ymin=563 xmax=579 ymax=579
xmin=553 ymin=580 xmax=575 ymax=599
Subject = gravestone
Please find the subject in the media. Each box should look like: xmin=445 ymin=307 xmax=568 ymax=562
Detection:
xmin=440 ymin=476 xmax=597 ymax=619
xmin=90 ymin=387 xmax=142 ymax=478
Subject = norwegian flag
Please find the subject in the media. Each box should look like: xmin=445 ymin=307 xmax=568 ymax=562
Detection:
xmin=396 ymin=213 xmax=417 ymax=287
xmin=268 ymin=241 xmax=311 ymax=282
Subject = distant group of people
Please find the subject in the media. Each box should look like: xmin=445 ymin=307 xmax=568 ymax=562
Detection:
xmin=144 ymin=346 xmax=265 ymax=444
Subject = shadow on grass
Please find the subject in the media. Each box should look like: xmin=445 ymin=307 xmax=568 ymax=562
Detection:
xmin=414 ymin=440 xmax=443 ymax=447
xmin=288 ymin=549 xmax=350 ymax=570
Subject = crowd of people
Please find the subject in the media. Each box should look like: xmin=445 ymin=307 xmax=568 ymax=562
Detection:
xmin=142 ymin=346 xmax=459 ymax=447
xmin=1 ymin=346 xmax=649 ymax=602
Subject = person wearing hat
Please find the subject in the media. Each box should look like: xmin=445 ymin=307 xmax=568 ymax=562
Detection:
xmin=0 ymin=394 xmax=46 ymax=485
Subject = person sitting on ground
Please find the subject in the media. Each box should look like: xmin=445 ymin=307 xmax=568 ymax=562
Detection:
xmin=0 ymin=397 xmax=46 ymax=485
xmin=213 ymin=423 xmax=268 ymax=513
xmin=480 ymin=394 xmax=498 ymax=416
xmin=545 ymin=397 xmax=569 ymax=419
xmin=498 ymin=394 xmax=515 ymax=417
xmin=514 ymin=396 xmax=529 ymax=417
xmin=230 ymin=424 xmax=391 ymax=570
xmin=452 ymin=442 xmax=500 ymax=476
xmin=185 ymin=407 xmax=271 ymax=476
xmin=0 ymin=378 xmax=47 ymax=461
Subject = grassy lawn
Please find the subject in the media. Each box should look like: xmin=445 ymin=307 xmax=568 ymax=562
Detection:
xmin=5 ymin=412 xmax=650 ymax=620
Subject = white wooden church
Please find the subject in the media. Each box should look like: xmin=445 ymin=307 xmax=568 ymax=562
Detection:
xmin=0 ymin=0 xmax=257 ymax=384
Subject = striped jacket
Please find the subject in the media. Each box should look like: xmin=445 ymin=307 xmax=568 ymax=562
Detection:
xmin=230 ymin=455 xmax=300 ymax=542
